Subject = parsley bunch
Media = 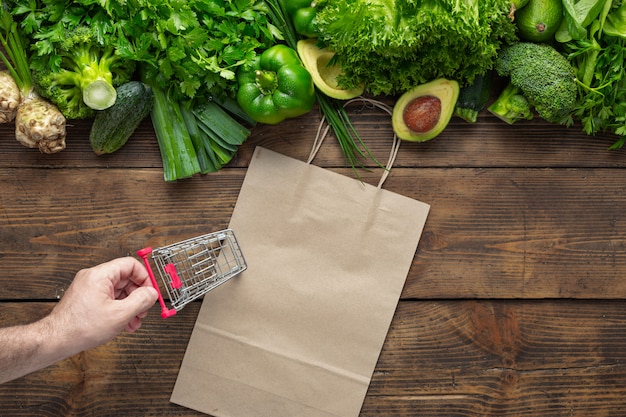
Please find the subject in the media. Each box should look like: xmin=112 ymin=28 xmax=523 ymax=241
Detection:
xmin=11 ymin=0 xmax=279 ymax=102
xmin=559 ymin=0 xmax=626 ymax=149
xmin=566 ymin=36 xmax=626 ymax=148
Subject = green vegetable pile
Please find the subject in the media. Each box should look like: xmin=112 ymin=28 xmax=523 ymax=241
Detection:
xmin=6 ymin=0 xmax=626 ymax=180
xmin=481 ymin=0 xmax=626 ymax=150
xmin=7 ymin=0 xmax=278 ymax=180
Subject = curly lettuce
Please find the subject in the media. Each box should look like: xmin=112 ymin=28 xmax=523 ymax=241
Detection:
xmin=315 ymin=0 xmax=518 ymax=95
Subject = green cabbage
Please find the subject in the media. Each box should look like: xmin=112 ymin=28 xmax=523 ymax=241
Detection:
xmin=315 ymin=0 xmax=518 ymax=95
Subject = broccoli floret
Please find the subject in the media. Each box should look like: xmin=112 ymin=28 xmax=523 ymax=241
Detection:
xmin=494 ymin=42 xmax=577 ymax=124
xmin=488 ymin=82 xmax=533 ymax=124
xmin=31 ymin=26 xmax=135 ymax=120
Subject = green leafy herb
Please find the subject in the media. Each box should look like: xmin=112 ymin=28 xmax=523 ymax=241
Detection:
xmin=560 ymin=1 xmax=626 ymax=148
xmin=9 ymin=0 xmax=278 ymax=102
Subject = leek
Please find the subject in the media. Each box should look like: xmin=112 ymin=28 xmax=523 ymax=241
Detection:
xmin=149 ymin=85 xmax=200 ymax=182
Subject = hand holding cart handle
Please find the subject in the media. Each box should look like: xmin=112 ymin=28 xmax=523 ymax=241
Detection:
xmin=137 ymin=247 xmax=177 ymax=318
xmin=136 ymin=229 xmax=247 ymax=318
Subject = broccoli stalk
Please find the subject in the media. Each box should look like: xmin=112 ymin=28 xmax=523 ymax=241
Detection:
xmin=54 ymin=46 xmax=119 ymax=110
xmin=488 ymin=82 xmax=533 ymax=124
xmin=31 ymin=26 xmax=135 ymax=120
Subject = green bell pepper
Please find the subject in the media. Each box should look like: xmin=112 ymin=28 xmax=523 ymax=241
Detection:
xmin=285 ymin=0 xmax=319 ymax=38
xmin=236 ymin=44 xmax=315 ymax=125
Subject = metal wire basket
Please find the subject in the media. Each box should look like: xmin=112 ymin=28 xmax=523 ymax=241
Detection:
xmin=137 ymin=229 xmax=247 ymax=318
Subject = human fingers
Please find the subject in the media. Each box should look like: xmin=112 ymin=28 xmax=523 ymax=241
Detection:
xmin=126 ymin=315 xmax=143 ymax=333
xmin=105 ymin=257 xmax=151 ymax=288
xmin=117 ymin=285 xmax=158 ymax=323
xmin=122 ymin=286 xmax=158 ymax=333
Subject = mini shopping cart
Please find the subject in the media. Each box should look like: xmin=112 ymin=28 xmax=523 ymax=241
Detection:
xmin=137 ymin=229 xmax=247 ymax=318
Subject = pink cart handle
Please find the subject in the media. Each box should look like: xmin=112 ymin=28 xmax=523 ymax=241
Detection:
xmin=137 ymin=247 xmax=177 ymax=319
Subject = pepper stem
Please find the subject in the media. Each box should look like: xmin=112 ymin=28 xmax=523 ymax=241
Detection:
xmin=255 ymin=69 xmax=278 ymax=95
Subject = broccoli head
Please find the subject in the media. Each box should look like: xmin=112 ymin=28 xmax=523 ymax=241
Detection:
xmin=495 ymin=42 xmax=577 ymax=124
xmin=31 ymin=26 xmax=136 ymax=120
xmin=488 ymin=82 xmax=533 ymax=124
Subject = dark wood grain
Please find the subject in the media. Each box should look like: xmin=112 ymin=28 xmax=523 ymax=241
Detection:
xmin=2 ymin=300 xmax=626 ymax=416
xmin=2 ymin=95 xmax=626 ymax=416
xmin=1 ymin=102 xmax=625 ymax=170
xmin=2 ymin=166 xmax=626 ymax=300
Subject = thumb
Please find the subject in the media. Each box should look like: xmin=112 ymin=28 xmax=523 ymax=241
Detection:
xmin=121 ymin=286 xmax=159 ymax=317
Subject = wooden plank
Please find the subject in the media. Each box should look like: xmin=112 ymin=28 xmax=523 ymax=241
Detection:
xmin=394 ymin=167 xmax=626 ymax=299
xmin=0 ymin=167 xmax=244 ymax=298
xmin=1 ymin=105 xmax=625 ymax=170
xmin=0 ymin=302 xmax=197 ymax=416
xmin=1 ymin=167 xmax=626 ymax=300
xmin=362 ymin=299 xmax=626 ymax=416
xmin=1 ymin=300 xmax=625 ymax=416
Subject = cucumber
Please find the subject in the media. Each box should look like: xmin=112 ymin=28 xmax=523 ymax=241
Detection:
xmin=89 ymin=81 xmax=154 ymax=155
xmin=454 ymin=71 xmax=493 ymax=123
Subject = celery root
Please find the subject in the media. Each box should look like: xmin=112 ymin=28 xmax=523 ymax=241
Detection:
xmin=16 ymin=90 xmax=66 ymax=153
xmin=1 ymin=10 xmax=67 ymax=153
xmin=0 ymin=70 xmax=20 ymax=123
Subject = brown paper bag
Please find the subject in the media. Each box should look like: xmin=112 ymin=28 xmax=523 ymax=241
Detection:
xmin=171 ymin=143 xmax=430 ymax=417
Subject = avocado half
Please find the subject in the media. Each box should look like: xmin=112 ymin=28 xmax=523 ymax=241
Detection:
xmin=392 ymin=78 xmax=460 ymax=142
xmin=297 ymin=39 xmax=364 ymax=100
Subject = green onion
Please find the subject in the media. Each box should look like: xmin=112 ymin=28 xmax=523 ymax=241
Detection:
xmin=316 ymin=92 xmax=381 ymax=171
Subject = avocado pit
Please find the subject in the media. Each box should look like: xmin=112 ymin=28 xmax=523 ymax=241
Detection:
xmin=403 ymin=95 xmax=441 ymax=133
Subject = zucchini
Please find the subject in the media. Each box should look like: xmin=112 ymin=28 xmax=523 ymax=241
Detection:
xmin=89 ymin=81 xmax=154 ymax=155
xmin=454 ymin=71 xmax=493 ymax=123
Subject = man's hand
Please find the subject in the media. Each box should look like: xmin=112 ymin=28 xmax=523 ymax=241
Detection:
xmin=48 ymin=257 xmax=159 ymax=353
xmin=0 ymin=257 xmax=158 ymax=384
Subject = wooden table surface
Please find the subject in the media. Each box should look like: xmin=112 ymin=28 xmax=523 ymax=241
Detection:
xmin=1 ymin=96 xmax=626 ymax=416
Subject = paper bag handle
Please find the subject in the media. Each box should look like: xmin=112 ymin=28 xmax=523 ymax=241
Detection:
xmin=307 ymin=97 xmax=400 ymax=189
